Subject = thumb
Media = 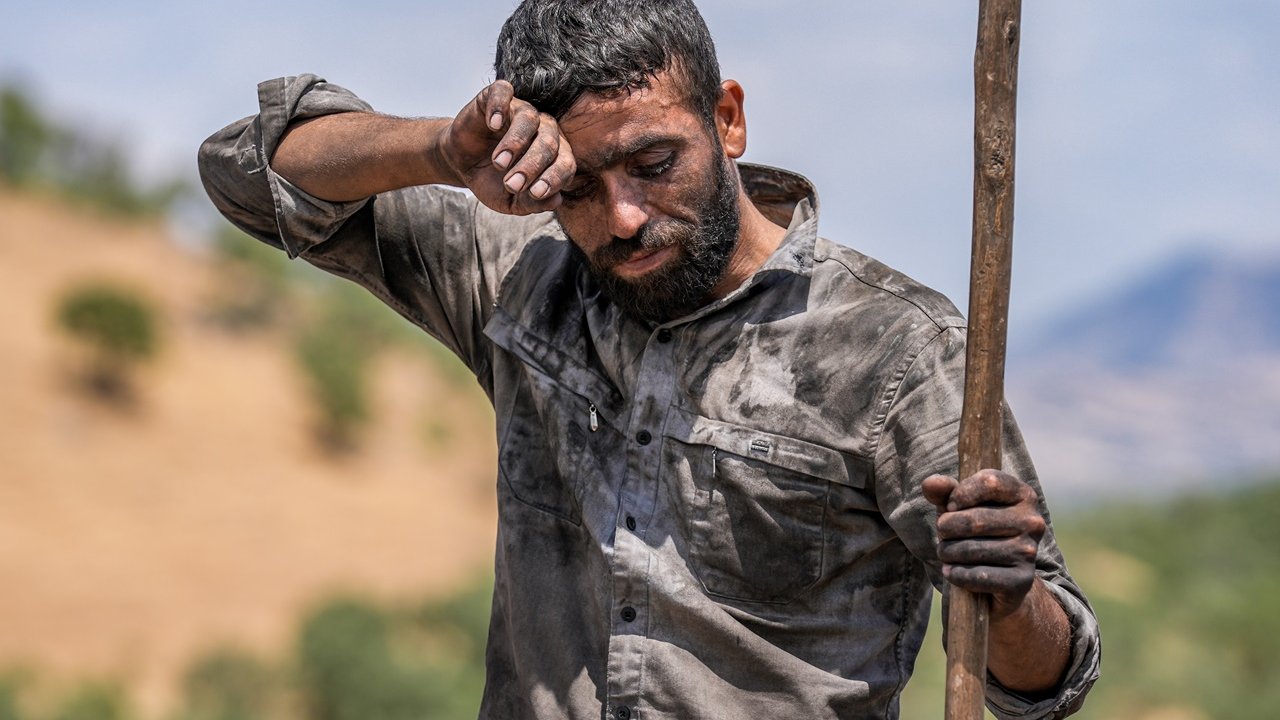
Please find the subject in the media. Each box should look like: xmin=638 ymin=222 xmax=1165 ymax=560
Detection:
xmin=921 ymin=474 xmax=958 ymax=511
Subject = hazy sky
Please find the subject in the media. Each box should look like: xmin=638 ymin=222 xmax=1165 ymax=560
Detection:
xmin=3 ymin=1 xmax=1278 ymax=328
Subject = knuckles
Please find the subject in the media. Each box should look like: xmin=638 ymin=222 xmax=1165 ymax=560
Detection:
xmin=946 ymin=565 xmax=1035 ymax=596
xmin=455 ymin=85 xmax=577 ymax=217
xmin=934 ymin=469 xmax=1044 ymax=603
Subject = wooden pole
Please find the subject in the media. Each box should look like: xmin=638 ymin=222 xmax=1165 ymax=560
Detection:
xmin=945 ymin=1 xmax=1022 ymax=718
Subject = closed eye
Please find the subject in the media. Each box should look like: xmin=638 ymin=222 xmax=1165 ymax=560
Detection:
xmin=632 ymin=151 xmax=676 ymax=179
xmin=560 ymin=175 xmax=598 ymax=203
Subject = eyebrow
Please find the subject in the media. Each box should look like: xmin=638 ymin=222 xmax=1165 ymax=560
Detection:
xmin=575 ymin=132 xmax=684 ymax=175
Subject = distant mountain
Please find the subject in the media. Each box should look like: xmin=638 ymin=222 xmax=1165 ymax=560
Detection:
xmin=1005 ymin=246 xmax=1280 ymax=500
xmin=1012 ymin=248 xmax=1280 ymax=372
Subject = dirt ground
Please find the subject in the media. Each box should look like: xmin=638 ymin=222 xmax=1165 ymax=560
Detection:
xmin=0 ymin=189 xmax=499 ymax=714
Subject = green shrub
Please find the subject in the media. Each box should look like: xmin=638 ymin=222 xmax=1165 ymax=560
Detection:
xmin=294 ymin=312 xmax=373 ymax=452
xmin=207 ymin=225 xmax=293 ymax=331
xmin=55 ymin=281 xmax=160 ymax=401
xmin=295 ymin=598 xmax=446 ymax=720
xmin=0 ymin=674 xmax=26 ymax=720
xmin=0 ymin=86 xmax=52 ymax=187
xmin=292 ymin=280 xmax=410 ymax=452
xmin=50 ymin=683 xmax=132 ymax=720
xmin=179 ymin=648 xmax=277 ymax=720
xmin=0 ymin=84 xmax=187 ymax=216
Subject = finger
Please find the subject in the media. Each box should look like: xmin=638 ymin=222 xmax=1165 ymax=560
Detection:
xmin=504 ymin=113 xmax=561 ymax=196
xmin=481 ymin=80 xmax=515 ymax=132
xmin=937 ymin=535 xmax=1039 ymax=568
xmin=506 ymin=185 xmax=564 ymax=216
xmin=942 ymin=564 xmax=1035 ymax=597
xmin=937 ymin=506 xmax=1045 ymax=541
xmin=947 ymin=469 xmax=1030 ymax=511
xmin=491 ymin=102 xmax=541 ymax=174
xmin=506 ymin=138 xmax=573 ymax=214
xmin=527 ymin=123 xmax=577 ymax=201
xmin=921 ymin=474 xmax=958 ymax=511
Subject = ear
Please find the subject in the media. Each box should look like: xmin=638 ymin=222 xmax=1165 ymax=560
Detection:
xmin=715 ymin=79 xmax=747 ymax=159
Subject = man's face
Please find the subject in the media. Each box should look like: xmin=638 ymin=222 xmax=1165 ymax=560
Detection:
xmin=554 ymin=72 xmax=741 ymax=324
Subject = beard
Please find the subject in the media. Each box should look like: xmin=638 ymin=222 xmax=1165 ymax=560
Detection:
xmin=567 ymin=153 xmax=741 ymax=325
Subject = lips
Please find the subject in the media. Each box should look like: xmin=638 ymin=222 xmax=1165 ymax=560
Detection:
xmin=613 ymin=244 xmax=677 ymax=278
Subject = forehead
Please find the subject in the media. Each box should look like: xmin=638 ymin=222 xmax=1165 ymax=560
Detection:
xmin=558 ymin=72 xmax=707 ymax=172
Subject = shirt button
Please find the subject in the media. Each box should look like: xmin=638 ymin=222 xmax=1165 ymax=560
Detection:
xmin=635 ymin=430 xmax=652 ymax=445
xmin=620 ymin=606 xmax=637 ymax=622
xmin=656 ymin=328 xmax=673 ymax=343
xmin=615 ymin=706 xmax=632 ymax=720
xmin=625 ymin=515 xmax=637 ymax=531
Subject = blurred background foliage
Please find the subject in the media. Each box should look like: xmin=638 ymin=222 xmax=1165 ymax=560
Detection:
xmin=4 ymin=80 xmax=467 ymax=447
xmin=0 ymin=85 xmax=187 ymax=217
xmin=898 ymin=479 xmax=1280 ymax=719
xmin=55 ymin=281 xmax=161 ymax=404
xmin=0 ymin=581 xmax=492 ymax=720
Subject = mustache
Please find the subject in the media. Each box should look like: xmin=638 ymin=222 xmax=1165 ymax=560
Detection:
xmin=592 ymin=220 xmax=692 ymax=269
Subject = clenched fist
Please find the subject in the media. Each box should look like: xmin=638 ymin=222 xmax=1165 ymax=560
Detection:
xmin=440 ymin=80 xmax=578 ymax=216
xmin=922 ymin=469 xmax=1046 ymax=619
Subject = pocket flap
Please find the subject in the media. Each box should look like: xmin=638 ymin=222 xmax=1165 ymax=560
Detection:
xmin=483 ymin=307 xmax=624 ymax=423
xmin=665 ymin=407 xmax=863 ymax=488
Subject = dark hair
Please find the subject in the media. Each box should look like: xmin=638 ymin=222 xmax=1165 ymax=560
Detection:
xmin=494 ymin=0 xmax=722 ymax=126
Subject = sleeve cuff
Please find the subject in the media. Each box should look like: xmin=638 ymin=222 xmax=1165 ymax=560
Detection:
xmin=251 ymin=74 xmax=375 ymax=258
xmin=985 ymin=581 xmax=1102 ymax=720
xmin=265 ymin=167 xmax=370 ymax=259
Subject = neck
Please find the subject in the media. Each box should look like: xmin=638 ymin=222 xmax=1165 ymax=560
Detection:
xmin=708 ymin=191 xmax=788 ymax=299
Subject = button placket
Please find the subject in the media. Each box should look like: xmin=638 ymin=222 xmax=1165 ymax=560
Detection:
xmin=606 ymin=320 xmax=680 ymax=719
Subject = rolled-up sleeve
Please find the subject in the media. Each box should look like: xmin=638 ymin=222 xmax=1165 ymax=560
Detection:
xmin=873 ymin=325 xmax=1101 ymax=720
xmin=198 ymin=74 xmax=373 ymax=257
xmin=198 ymin=74 xmax=551 ymax=377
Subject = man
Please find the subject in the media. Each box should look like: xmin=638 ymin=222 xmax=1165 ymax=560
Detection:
xmin=199 ymin=1 xmax=1099 ymax=718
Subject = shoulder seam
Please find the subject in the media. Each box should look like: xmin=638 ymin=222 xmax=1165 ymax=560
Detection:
xmin=819 ymin=244 xmax=965 ymax=333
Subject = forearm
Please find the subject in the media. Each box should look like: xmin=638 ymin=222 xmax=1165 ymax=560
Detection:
xmin=272 ymin=113 xmax=460 ymax=202
xmin=986 ymin=579 xmax=1072 ymax=694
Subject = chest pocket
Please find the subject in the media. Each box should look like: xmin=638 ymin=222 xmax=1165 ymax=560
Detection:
xmin=663 ymin=408 xmax=863 ymax=604
xmin=486 ymin=308 xmax=625 ymax=524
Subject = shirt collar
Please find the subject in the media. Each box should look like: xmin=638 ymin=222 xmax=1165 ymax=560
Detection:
xmin=738 ymin=162 xmax=820 ymax=279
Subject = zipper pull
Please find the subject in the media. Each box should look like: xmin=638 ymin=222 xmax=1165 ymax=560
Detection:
xmin=588 ymin=403 xmax=599 ymax=432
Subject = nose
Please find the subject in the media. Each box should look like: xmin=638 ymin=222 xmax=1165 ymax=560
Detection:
xmin=603 ymin=178 xmax=649 ymax=240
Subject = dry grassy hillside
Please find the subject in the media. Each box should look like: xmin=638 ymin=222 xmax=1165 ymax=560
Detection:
xmin=0 ymin=189 xmax=499 ymax=714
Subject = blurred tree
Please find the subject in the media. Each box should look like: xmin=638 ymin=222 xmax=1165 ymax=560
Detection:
xmin=55 ymin=281 xmax=160 ymax=403
xmin=295 ymin=598 xmax=448 ymax=720
xmin=0 ymin=675 xmax=25 ymax=720
xmin=292 ymin=280 xmax=404 ymax=453
xmin=54 ymin=136 xmax=188 ymax=217
xmin=0 ymin=86 xmax=51 ymax=186
xmin=179 ymin=648 xmax=278 ymax=720
xmin=207 ymin=224 xmax=294 ymax=331
xmin=50 ymin=683 xmax=132 ymax=720
xmin=0 ymin=83 xmax=188 ymax=216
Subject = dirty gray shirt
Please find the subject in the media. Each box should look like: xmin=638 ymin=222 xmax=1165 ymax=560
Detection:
xmin=199 ymin=75 xmax=1099 ymax=720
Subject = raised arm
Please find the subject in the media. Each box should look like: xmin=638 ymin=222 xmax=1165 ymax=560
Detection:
xmin=197 ymin=75 xmax=574 ymax=378
xmin=272 ymin=79 xmax=576 ymax=214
